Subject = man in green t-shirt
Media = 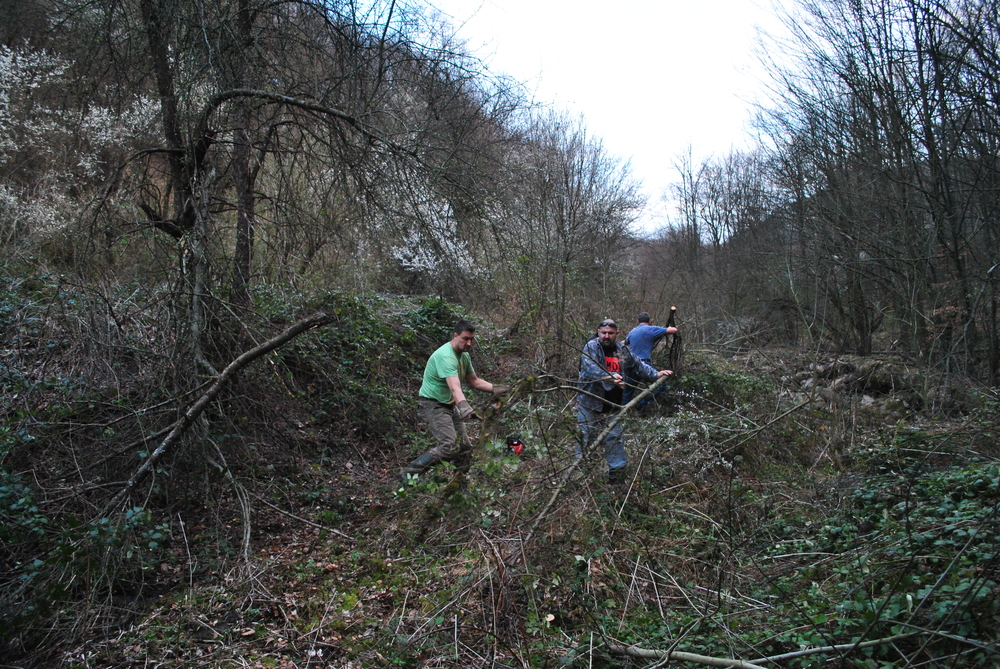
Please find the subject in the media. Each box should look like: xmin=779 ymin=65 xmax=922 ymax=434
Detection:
xmin=398 ymin=320 xmax=508 ymax=484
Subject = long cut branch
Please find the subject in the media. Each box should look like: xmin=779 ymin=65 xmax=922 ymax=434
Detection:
xmin=524 ymin=373 xmax=671 ymax=545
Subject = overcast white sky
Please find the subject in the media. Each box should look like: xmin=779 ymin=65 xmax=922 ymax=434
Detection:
xmin=428 ymin=0 xmax=791 ymax=232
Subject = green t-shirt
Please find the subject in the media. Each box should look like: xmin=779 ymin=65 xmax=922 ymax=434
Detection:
xmin=419 ymin=341 xmax=474 ymax=404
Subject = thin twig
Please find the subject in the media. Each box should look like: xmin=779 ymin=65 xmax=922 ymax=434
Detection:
xmin=616 ymin=438 xmax=656 ymax=519
xmin=178 ymin=513 xmax=194 ymax=591
xmin=719 ymin=398 xmax=814 ymax=453
xmin=619 ymin=557 xmax=642 ymax=633
xmin=524 ymin=374 xmax=671 ymax=545
xmin=247 ymin=491 xmax=353 ymax=540
xmin=749 ymin=632 xmax=918 ymax=664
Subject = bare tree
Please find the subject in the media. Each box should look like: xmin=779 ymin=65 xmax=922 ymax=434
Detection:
xmin=3 ymin=0 xmax=525 ymax=386
xmin=740 ymin=0 xmax=1000 ymax=373
xmin=488 ymin=112 xmax=644 ymax=363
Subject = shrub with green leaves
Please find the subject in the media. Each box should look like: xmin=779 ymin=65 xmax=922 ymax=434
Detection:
xmin=759 ymin=461 xmax=1000 ymax=666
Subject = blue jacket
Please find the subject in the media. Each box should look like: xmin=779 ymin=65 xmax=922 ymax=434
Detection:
xmin=625 ymin=323 xmax=669 ymax=360
xmin=578 ymin=338 xmax=660 ymax=412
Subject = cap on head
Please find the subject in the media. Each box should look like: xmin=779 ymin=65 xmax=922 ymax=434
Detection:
xmin=637 ymin=312 xmax=651 ymax=323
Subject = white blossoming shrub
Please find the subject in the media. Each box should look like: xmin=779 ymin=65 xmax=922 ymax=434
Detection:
xmin=0 ymin=44 xmax=69 ymax=159
xmin=389 ymin=193 xmax=481 ymax=281
xmin=0 ymin=44 xmax=159 ymax=250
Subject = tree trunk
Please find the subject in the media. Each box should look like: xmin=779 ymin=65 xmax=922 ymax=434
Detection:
xmin=232 ymin=0 xmax=255 ymax=308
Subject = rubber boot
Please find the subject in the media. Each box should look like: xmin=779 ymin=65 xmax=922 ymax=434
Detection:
xmin=398 ymin=452 xmax=440 ymax=486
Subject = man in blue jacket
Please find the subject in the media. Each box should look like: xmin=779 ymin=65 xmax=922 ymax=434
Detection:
xmin=578 ymin=318 xmax=673 ymax=483
xmin=622 ymin=312 xmax=678 ymax=405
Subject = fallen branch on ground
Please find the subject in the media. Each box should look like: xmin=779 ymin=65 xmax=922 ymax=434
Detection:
xmin=607 ymin=641 xmax=768 ymax=669
xmin=609 ymin=631 xmax=924 ymax=668
xmin=750 ymin=632 xmax=918 ymax=664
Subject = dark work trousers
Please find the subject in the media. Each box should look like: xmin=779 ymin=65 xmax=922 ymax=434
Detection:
xmin=406 ymin=397 xmax=473 ymax=473
xmin=576 ymin=404 xmax=626 ymax=474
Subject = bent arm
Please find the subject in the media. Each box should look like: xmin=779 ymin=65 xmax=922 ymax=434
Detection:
xmin=465 ymin=371 xmax=495 ymax=393
xmin=445 ymin=375 xmax=466 ymax=404
xmin=630 ymin=355 xmax=663 ymax=382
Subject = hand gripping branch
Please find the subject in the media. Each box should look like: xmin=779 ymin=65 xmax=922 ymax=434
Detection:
xmin=666 ymin=305 xmax=682 ymax=372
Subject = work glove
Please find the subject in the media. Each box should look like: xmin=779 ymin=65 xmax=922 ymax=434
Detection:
xmin=455 ymin=399 xmax=476 ymax=421
xmin=492 ymin=384 xmax=511 ymax=396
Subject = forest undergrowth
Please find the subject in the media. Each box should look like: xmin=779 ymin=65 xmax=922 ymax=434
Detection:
xmin=1 ymin=274 xmax=999 ymax=668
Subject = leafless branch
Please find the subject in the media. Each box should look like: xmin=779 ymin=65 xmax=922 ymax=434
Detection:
xmin=101 ymin=312 xmax=334 ymax=515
